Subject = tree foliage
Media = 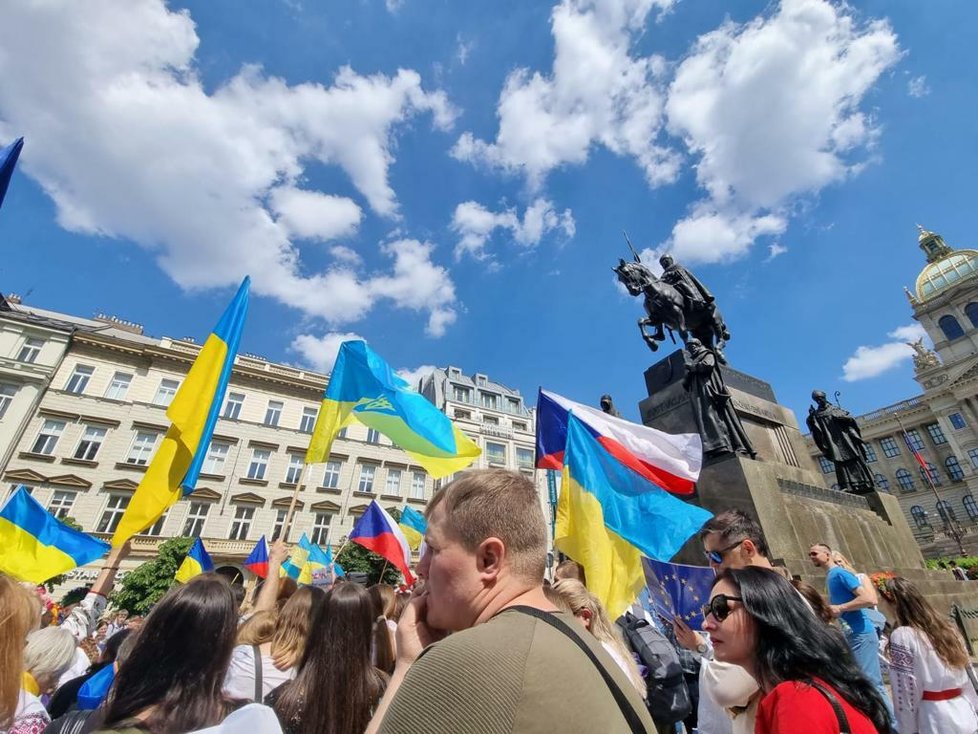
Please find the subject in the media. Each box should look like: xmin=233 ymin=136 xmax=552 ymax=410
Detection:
xmin=110 ymin=537 xmax=193 ymax=614
xmin=336 ymin=540 xmax=403 ymax=586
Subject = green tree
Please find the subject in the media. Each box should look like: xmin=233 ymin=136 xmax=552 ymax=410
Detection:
xmin=110 ymin=537 xmax=194 ymax=614
xmin=45 ymin=516 xmax=84 ymax=592
xmin=336 ymin=541 xmax=403 ymax=586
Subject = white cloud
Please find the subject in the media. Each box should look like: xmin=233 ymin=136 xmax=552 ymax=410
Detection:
xmin=0 ymin=0 xmax=459 ymax=335
xmin=907 ymin=74 xmax=930 ymax=98
xmin=290 ymin=331 xmax=365 ymax=371
xmin=385 ymin=0 xmax=406 ymax=12
xmin=842 ymin=323 xmax=927 ymax=382
xmin=664 ymin=0 xmax=901 ymax=263
xmin=397 ymin=364 xmax=437 ymax=390
xmin=451 ymin=0 xmax=680 ymax=190
xmin=764 ymin=243 xmax=788 ymax=262
xmin=329 ymin=245 xmax=362 ymax=266
xmin=451 ymin=198 xmax=575 ymax=260
xmin=456 ymin=35 xmax=475 ymax=65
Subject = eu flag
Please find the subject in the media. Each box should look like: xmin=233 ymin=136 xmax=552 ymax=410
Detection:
xmin=643 ymin=558 xmax=715 ymax=630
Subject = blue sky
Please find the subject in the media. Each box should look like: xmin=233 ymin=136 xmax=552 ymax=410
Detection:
xmin=1 ymin=0 xmax=976 ymax=427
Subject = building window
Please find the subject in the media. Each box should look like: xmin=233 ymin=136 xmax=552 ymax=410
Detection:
xmin=946 ymin=455 xmax=965 ymax=481
xmin=357 ymin=464 xmax=376 ymax=493
xmin=144 ymin=511 xmax=168 ymax=536
xmin=323 ymin=460 xmax=342 ymax=489
xmin=311 ymin=513 xmax=333 ymax=545
xmin=228 ymin=506 xmax=254 ymax=540
xmin=863 ymin=443 xmax=877 ymax=463
xmin=874 ymin=473 xmax=889 ymax=492
xmin=203 ymin=441 xmax=230 ymax=475
xmin=337 ymin=427 xmax=348 ymax=439
xmin=48 ymin=490 xmax=77 ymax=520
xmin=452 ymin=386 xmax=470 ymax=403
xmin=937 ymin=500 xmax=958 ymax=524
xmin=272 ymin=509 xmax=288 ymax=541
xmin=153 ymin=379 xmax=179 ymax=407
xmin=880 ymin=437 xmax=900 ymax=458
xmin=16 ymin=337 xmax=43 ymax=363
xmin=965 ymin=495 xmax=978 ymax=521
xmin=223 ymin=392 xmax=244 ymax=420
xmin=385 ymin=469 xmax=402 ymax=496
xmin=910 ymin=505 xmax=928 ymax=529
xmin=264 ymin=400 xmax=283 ymax=427
xmin=926 ymin=423 xmax=948 ymax=446
xmin=126 ymin=431 xmax=159 ymax=465
xmin=919 ymin=462 xmax=941 ymax=487
xmin=455 ymin=409 xmax=471 ymax=420
xmin=0 ymin=383 xmax=17 ymax=420
xmin=411 ymin=471 xmax=426 ymax=500
xmin=481 ymin=393 xmax=498 ymax=410
xmin=513 ymin=420 xmax=527 ymax=432
xmin=285 ymin=454 xmax=303 ymax=484
xmin=486 ymin=442 xmax=507 ymax=465
xmin=817 ymin=456 xmax=834 ymax=474
xmin=104 ymin=372 xmax=133 ymax=401
xmin=507 ymin=398 xmax=520 ymax=413
xmin=64 ymin=364 xmax=94 ymax=394
xmin=939 ymin=314 xmax=965 ymax=341
xmin=365 ymin=428 xmax=380 ymax=445
xmin=31 ymin=419 xmax=66 ymax=455
xmin=247 ymin=449 xmax=270 ymax=480
xmin=895 ymin=468 xmax=915 ymax=492
xmin=517 ymin=447 xmax=535 ymax=470
xmin=969 ymin=447 xmax=978 ymax=470
xmin=300 ymin=407 xmax=317 ymax=433
xmin=905 ymin=429 xmax=925 ymax=452
xmin=966 ymin=302 xmax=978 ymax=328
xmin=483 ymin=415 xmax=499 ymax=426
xmin=97 ymin=495 xmax=131 ymax=534
xmin=74 ymin=425 xmax=107 ymax=461
xmin=183 ymin=502 xmax=210 ymax=537
xmin=950 ymin=412 xmax=968 ymax=430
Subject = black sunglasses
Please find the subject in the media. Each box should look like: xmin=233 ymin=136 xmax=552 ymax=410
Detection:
xmin=702 ymin=593 xmax=743 ymax=622
xmin=704 ymin=539 xmax=744 ymax=565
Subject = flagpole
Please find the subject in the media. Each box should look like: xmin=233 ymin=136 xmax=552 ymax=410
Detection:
xmin=282 ymin=463 xmax=314 ymax=543
xmin=380 ymin=558 xmax=390 ymax=583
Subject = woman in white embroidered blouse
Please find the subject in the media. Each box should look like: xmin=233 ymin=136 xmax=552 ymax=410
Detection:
xmin=884 ymin=577 xmax=978 ymax=734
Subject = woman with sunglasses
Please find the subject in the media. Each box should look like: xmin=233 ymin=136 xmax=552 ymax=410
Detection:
xmin=703 ymin=566 xmax=891 ymax=733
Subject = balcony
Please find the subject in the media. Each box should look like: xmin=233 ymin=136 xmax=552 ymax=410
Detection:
xmin=860 ymin=397 xmax=924 ymax=425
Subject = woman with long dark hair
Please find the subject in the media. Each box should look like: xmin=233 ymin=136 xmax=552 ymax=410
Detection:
xmin=703 ymin=566 xmax=891 ymax=733
xmin=266 ymin=582 xmax=387 ymax=734
xmin=95 ymin=575 xmax=249 ymax=733
xmin=884 ymin=576 xmax=978 ymax=733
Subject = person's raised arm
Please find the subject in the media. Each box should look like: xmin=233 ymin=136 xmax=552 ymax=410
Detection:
xmin=254 ymin=540 xmax=289 ymax=613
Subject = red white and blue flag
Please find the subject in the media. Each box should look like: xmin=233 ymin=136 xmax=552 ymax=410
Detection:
xmin=903 ymin=432 xmax=931 ymax=476
xmin=349 ymin=501 xmax=415 ymax=584
xmin=536 ymin=389 xmax=702 ymax=496
xmin=244 ymin=535 xmax=269 ymax=579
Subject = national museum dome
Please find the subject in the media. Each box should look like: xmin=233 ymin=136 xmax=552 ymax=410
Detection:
xmin=914 ymin=226 xmax=978 ymax=302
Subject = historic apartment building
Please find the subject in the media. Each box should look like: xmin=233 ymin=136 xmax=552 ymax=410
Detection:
xmin=0 ymin=294 xmax=545 ymax=583
xmin=807 ymin=228 xmax=978 ymax=556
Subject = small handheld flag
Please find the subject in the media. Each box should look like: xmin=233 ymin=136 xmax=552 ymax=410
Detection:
xmin=0 ymin=486 xmax=109 ymax=584
xmin=281 ymin=533 xmax=312 ymax=580
xmin=174 ymin=538 xmax=214 ymax=583
xmin=643 ymin=558 xmax=715 ymax=630
xmin=349 ymin=501 xmax=415 ymax=584
xmin=398 ymin=505 xmax=427 ymax=551
xmin=244 ymin=536 xmax=269 ymax=578
xmin=0 ymin=137 xmax=24 ymax=212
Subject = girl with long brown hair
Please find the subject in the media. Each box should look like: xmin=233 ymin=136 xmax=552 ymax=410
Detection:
xmin=0 ymin=575 xmax=42 ymax=734
xmin=885 ymin=576 xmax=978 ymax=733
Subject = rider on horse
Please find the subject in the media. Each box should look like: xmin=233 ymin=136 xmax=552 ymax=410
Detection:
xmin=660 ymin=254 xmax=730 ymax=343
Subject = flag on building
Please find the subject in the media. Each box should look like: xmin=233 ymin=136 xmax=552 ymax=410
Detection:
xmin=643 ymin=558 xmax=716 ymax=630
xmin=398 ymin=505 xmax=427 ymax=550
xmin=903 ymin=430 xmax=931 ymax=477
xmin=556 ymin=414 xmax=713 ymax=618
xmin=0 ymin=137 xmax=24 ymax=212
xmin=349 ymin=501 xmax=415 ymax=584
xmin=536 ymin=389 xmax=702 ymax=496
xmin=112 ymin=277 xmax=250 ymax=546
xmin=0 ymin=486 xmax=110 ymax=584
xmin=305 ymin=341 xmax=480 ymax=479
xmin=174 ymin=537 xmax=214 ymax=583
xmin=281 ymin=533 xmax=313 ymax=580
xmin=244 ymin=536 xmax=269 ymax=578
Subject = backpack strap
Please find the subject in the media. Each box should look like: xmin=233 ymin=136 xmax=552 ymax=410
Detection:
xmin=507 ymin=606 xmax=650 ymax=734
xmin=808 ymin=679 xmax=851 ymax=734
xmin=252 ymin=644 xmax=263 ymax=702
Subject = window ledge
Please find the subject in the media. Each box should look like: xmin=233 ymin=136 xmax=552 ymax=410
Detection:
xmin=316 ymin=486 xmax=342 ymax=495
xmin=18 ymin=451 xmax=56 ymax=463
xmin=115 ymin=461 xmax=147 ymax=472
xmin=239 ymin=478 xmax=269 ymax=487
xmin=198 ymin=472 xmax=226 ymax=482
xmin=61 ymin=457 xmax=98 ymax=468
xmin=353 ymin=490 xmax=375 ymax=498
xmin=406 ymin=497 xmax=427 ymax=505
xmin=380 ymin=494 xmax=402 ymax=501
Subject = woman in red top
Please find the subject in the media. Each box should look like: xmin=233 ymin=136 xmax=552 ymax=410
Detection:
xmin=702 ymin=567 xmax=892 ymax=733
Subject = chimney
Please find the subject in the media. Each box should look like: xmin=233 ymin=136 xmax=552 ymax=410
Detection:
xmin=94 ymin=313 xmax=144 ymax=335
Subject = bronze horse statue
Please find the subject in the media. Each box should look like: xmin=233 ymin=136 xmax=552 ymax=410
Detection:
xmin=614 ymin=257 xmax=729 ymax=353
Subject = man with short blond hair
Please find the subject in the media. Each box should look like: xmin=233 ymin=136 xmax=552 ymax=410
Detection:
xmin=368 ymin=469 xmax=654 ymax=733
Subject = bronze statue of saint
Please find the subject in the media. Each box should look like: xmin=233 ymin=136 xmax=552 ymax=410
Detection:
xmin=806 ymin=390 xmax=875 ymax=494
xmin=682 ymin=339 xmax=755 ymax=458
xmin=599 ymin=394 xmax=622 ymax=418
xmin=659 ymin=254 xmax=715 ymax=308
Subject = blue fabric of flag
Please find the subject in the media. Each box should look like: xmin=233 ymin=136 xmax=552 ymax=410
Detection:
xmin=643 ymin=558 xmax=715 ymax=630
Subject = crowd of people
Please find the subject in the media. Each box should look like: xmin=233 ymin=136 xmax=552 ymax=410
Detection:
xmin=2 ymin=469 xmax=977 ymax=734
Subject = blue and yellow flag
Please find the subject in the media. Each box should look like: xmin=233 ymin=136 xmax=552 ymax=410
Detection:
xmin=174 ymin=537 xmax=214 ymax=583
xmin=305 ymin=341 xmax=480 ymax=478
xmin=112 ymin=277 xmax=250 ymax=546
xmin=556 ymin=414 xmax=712 ymax=618
xmin=0 ymin=486 xmax=109 ymax=583
xmin=281 ymin=533 xmax=313 ymax=580
xmin=298 ymin=543 xmax=345 ymax=585
xmin=399 ymin=505 xmax=426 ymax=550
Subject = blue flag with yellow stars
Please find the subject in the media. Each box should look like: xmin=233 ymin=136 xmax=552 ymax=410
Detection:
xmin=643 ymin=558 xmax=715 ymax=630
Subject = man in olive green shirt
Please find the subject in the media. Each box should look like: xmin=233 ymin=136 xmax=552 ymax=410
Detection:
xmin=367 ymin=469 xmax=654 ymax=734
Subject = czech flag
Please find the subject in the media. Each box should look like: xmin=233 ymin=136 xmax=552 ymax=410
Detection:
xmin=536 ymin=389 xmax=701 ymax=496
xmin=556 ymin=414 xmax=712 ymax=618
xmin=0 ymin=486 xmax=109 ymax=584
xmin=349 ymin=501 xmax=415 ymax=584
xmin=398 ymin=505 xmax=427 ymax=551
xmin=174 ymin=537 xmax=214 ymax=584
xmin=244 ymin=536 xmax=269 ymax=578
xmin=112 ymin=277 xmax=250 ymax=546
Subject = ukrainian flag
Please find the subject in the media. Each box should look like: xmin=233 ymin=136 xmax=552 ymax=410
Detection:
xmin=398 ymin=505 xmax=426 ymax=550
xmin=556 ymin=414 xmax=712 ymax=618
xmin=174 ymin=537 xmax=214 ymax=583
xmin=281 ymin=533 xmax=312 ymax=580
xmin=112 ymin=278 xmax=250 ymax=546
xmin=0 ymin=486 xmax=110 ymax=584
xmin=298 ymin=543 xmax=344 ymax=585
xmin=305 ymin=341 xmax=480 ymax=478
